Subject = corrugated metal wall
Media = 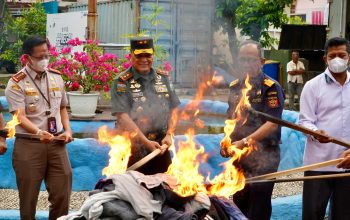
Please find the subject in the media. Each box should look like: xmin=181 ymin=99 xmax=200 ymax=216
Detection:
xmin=68 ymin=0 xmax=137 ymax=44
xmin=140 ymin=0 xmax=214 ymax=87
xmin=68 ymin=0 xmax=214 ymax=87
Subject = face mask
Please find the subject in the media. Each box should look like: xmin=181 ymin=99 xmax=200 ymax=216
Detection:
xmin=30 ymin=58 xmax=49 ymax=72
xmin=327 ymin=57 xmax=348 ymax=74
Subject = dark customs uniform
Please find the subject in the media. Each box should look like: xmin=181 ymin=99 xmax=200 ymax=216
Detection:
xmin=111 ymin=38 xmax=180 ymax=175
xmin=228 ymin=73 xmax=284 ymax=219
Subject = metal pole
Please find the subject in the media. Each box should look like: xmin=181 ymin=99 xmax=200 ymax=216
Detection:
xmin=87 ymin=0 xmax=98 ymax=41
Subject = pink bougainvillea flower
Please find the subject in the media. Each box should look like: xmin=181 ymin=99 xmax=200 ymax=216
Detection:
xmin=122 ymin=61 xmax=132 ymax=69
xmin=124 ymin=53 xmax=131 ymax=60
xmin=71 ymin=81 xmax=80 ymax=90
xmin=20 ymin=54 xmax=28 ymax=66
xmin=61 ymin=47 xmax=71 ymax=55
xmin=163 ymin=61 xmax=173 ymax=72
xmin=103 ymin=85 xmax=110 ymax=92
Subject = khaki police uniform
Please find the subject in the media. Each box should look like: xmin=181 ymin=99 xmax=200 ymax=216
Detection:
xmin=5 ymin=66 xmax=72 ymax=220
xmin=111 ymin=67 xmax=180 ymax=175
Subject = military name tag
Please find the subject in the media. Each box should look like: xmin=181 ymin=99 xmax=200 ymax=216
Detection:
xmin=50 ymin=87 xmax=60 ymax=91
xmin=155 ymin=85 xmax=168 ymax=93
xmin=132 ymin=92 xmax=143 ymax=98
xmin=116 ymin=83 xmax=126 ymax=92
xmin=25 ymin=91 xmax=39 ymax=96
xmin=252 ymin=98 xmax=262 ymax=103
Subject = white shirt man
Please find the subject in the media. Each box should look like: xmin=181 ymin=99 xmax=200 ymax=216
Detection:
xmin=287 ymin=51 xmax=305 ymax=110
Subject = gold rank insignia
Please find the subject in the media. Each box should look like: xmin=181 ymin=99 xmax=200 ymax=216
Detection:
xmin=264 ymin=79 xmax=275 ymax=87
xmin=120 ymin=72 xmax=133 ymax=81
xmin=134 ymin=83 xmax=141 ymax=88
xmin=11 ymin=84 xmax=21 ymax=91
xmin=12 ymin=71 xmax=26 ymax=83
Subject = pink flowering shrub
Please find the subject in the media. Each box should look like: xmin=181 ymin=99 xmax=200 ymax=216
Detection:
xmin=49 ymin=38 xmax=130 ymax=94
xmin=48 ymin=38 xmax=174 ymax=93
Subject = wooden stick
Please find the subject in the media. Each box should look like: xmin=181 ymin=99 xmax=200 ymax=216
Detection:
xmin=246 ymin=158 xmax=343 ymax=181
xmin=246 ymin=172 xmax=350 ymax=184
xmin=127 ymin=144 xmax=169 ymax=171
xmin=248 ymin=108 xmax=350 ymax=149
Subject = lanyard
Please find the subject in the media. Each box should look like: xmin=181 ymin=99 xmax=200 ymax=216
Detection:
xmin=25 ymin=69 xmax=51 ymax=115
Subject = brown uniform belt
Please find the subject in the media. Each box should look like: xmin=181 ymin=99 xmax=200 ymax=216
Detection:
xmin=15 ymin=131 xmax=64 ymax=140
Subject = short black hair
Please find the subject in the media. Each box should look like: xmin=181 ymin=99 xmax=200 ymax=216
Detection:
xmin=291 ymin=50 xmax=299 ymax=54
xmin=324 ymin=37 xmax=350 ymax=55
xmin=239 ymin=40 xmax=264 ymax=58
xmin=22 ymin=36 xmax=48 ymax=55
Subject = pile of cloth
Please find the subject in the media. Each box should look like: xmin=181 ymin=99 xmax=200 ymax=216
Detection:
xmin=58 ymin=171 xmax=247 ymax=220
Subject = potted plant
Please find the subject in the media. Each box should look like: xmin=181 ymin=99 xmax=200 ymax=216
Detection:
xmin=49 ymin=38 xmax=128 ymax=118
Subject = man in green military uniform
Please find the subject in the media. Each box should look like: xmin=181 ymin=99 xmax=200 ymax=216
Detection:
xmin=111 ymin=37 xmax=180 ymax=175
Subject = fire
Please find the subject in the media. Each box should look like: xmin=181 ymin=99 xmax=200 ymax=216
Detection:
xmin=166 ymin=128 xmax=207 ymax=196
xmin=211 ymin=71 xmax=224 ymax=86
xmin=221 ymin=75 xmax=252 ymax=154
xmin=98 ymin=126 xmax=132 ymax=176
xmin=5 ymin=110 xmax=21 ymax=138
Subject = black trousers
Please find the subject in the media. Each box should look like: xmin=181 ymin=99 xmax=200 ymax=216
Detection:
xmin=232 ymin=146 xmax=279 ymax=220
xmin=303 ymin=171 xmax=350 ymax=220
xmin=232 ymin=180 xmax=275 ymax=220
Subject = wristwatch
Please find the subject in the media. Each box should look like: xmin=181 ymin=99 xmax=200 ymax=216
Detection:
xmin=242 ymin=138 xmax=249 ymax=147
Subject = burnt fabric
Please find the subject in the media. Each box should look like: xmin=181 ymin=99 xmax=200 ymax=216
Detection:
xmin=210 ymin=196 xmax=248 ymax=220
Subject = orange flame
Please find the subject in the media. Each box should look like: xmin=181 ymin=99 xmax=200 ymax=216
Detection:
xmin=5 ymin=111 xmax=21 ymax=138
xmin=166 ymin=128 xmax=207 ymax=196
xmin=98 ymin=126 xmax=132 ymax=176
xmin=221 ymin=75 xmax=252 ymax=153
xmin=211 ymin=71 xmax=225 ymax=86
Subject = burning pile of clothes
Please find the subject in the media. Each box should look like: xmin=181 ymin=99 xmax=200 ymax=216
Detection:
xmin=58 ymin=171 xmax=247 ymax=220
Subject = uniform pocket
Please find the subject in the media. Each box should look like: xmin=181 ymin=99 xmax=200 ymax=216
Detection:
xmin=50 ymin=91 xmax=62 ymax=109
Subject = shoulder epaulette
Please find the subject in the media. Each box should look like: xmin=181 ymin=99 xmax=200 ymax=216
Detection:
xmin=229 ymin=79 xmax=240 ymax=88
xmin=48 ymin=68 xmax=62 ymax=75
xmin=119 ymin=72 xmax=133 ymax=81
xmin=156 ymin=69 xmax=169 ymax=76
xmin=264 ymin=79 xmax=275 ymax=87
xmin=11 ymin=71 xmax=26 ymax=83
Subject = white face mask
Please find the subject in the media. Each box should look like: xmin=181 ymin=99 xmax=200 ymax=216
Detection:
xmin=327 ymin=57 xmax=349 ymax=74
xmin=31 ymin=58 xmax=49 ymax=72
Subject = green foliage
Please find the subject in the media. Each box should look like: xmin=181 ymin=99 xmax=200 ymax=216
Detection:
xmin=289 ymin=16 xmax=305 ymax=25
xmin=216 ymin=0 xmax=293 ymax=49
xmin=124 ymin=4 xmax=169 ymax=64
xmin=0 ymin=3 xmax=46 ymax=64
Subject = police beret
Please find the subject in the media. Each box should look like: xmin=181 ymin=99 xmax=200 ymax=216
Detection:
xmin=130 ymin=38 xmax=154 ymax=55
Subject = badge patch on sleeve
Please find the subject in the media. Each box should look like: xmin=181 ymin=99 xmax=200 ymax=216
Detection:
xmin=267 ymin=96 xmax=279 ymax=108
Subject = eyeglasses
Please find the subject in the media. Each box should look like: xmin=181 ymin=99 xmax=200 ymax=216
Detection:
xmin=30 ymin=54 xmax=50 ymax=60
xmin=238 ymin=57 xmax=260 ymax=64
